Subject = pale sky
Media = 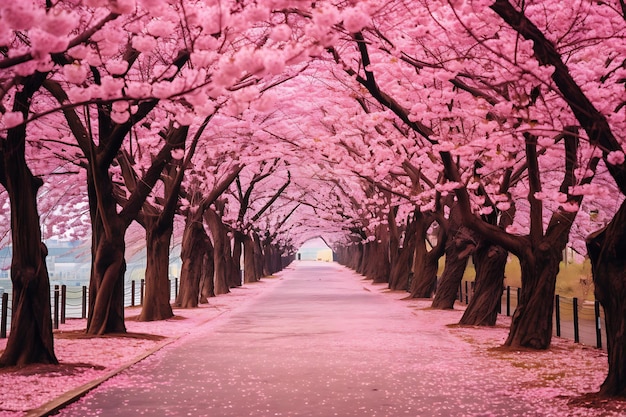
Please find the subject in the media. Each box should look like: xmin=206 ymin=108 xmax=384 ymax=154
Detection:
xmin=298 ymin=237 xmax=330 ymax=249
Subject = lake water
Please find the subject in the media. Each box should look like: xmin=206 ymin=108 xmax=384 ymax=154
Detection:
xmin=0 ymin=275 xmax=179 ymax=332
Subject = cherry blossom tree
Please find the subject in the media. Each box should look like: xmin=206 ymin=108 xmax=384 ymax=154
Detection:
xmin=486 ymin=0 xmax=626 ymax=397
xmin=322 ymin=0 xmax=604 ymax=351
xmin=0 ymin=73 xmax=57 ymax=366
xmin=0 ymin=0 xmax=127 ymax=365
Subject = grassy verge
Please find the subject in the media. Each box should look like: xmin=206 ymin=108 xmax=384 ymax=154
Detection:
xmin=439 ymin=255 xmax=594 ymax=301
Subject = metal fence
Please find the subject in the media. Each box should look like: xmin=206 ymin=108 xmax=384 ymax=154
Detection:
xmin=0 ymin=276 xmax=607 ymax=352
xmin=0 ymin=278 xmax=180 ymax=338
xmin=458 ymin=281 xmax=606 ymax=350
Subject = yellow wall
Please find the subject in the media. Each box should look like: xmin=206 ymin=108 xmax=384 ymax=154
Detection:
xmin=316 ymin=249 xmax=333 ymax=262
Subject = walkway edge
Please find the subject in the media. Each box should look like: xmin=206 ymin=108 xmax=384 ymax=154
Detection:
xmin=24 ymin=337 xmax=177 ymax=417
xmin=25 ymin=308 xmax=232 ymax=417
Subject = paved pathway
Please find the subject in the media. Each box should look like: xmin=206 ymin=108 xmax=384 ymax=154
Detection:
xmin=58 ymin=262 xmax=540 ymax=417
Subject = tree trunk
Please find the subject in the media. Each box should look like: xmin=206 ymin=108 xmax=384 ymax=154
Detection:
xmin=387 ymin=206 xmax=401 ymax=286
xmin=176 ymin=210 xmax=207 ymax=308
xmin=389 ymin=212 xmax=417 ymax=291
xmin=368 ymin=225 xmax=391 ymax=283
xmin=199 ymin=246 xmax=215 ymax=303
xmin=410 ymin=213 xmax=446 ymax=298
xmin=139 ymin=215 xmax=174 ymax=321
xmin=87 ymin=227 xmax=127 ymax=334
xmin=350 ymin=242 xmax=365 ymax=273
xmin=230 ymin=234 xmax=242 ymax=287
xmin=253 ymin=233 xmax=265 ymax=278
xmin=355 ymin=241 xmax=368 ymax=275
xmin=587 ymin=200 xmax=626 ymax=397
xmin=0 ymin=146 xmax=57 ymax=365
xmin=85 ymin=162 xmax=128 ymax=335
xmin=205 ymin=208 xmax=231 ymax=295
xmin=84 ymin=162 xmax=128 ymax=335
xmin=243 ymin=234 xmax=260 ymax=283
xmin=0 ymin=73 xmax=57 ymax=367
xmin=459 ymin=240 xmax=508 ymax=326
xmin=281 ymin=252 xmax=294 ymax=269
xmin=504 ymin=246 xmax=561 ymax=349
xmin=263 ymin=242 xmax=283 ymax=275
xmin=272 ymin=246 xmax=284 ymax=272
xmin=262 ymin=240 xmax=274 ymax=276
xmin=431 ymin=225 xmax=475 ymax=309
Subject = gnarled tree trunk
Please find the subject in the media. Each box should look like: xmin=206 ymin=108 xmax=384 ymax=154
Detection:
xmin=231 ymin=232 xmax=243 ymax=287
xmin=253 ymin=233 xmax=265 ymax=278
xmin=389 ymin=212 xmax=417 ymax=291
xmin=205 ymin=206 xmax=231 ymax=295
xmin=85 ymin=152 xmax=132 ymax=335
xmin=88 ymin=220 xmax=127 ymax=334
xmin=459 ymin=240 xmax=508 ymax=326
xmin=0 ymin=74 xmax=57 ymax=365
xmin=367 ymin=224 xmax=391 ymax=284
xmin=410 ymin=212 xmax=446 ymax=298
xmin=176 ymin=210 xmax=209 ymax=308
xmin=199 ymin=245 xmax=215 ymax=303
xmin=139 ymin=214 xmax=174 ymax=321
xmin=587 ymin=200 xmax=626 ymax=397
xmin=505 ymin=244 xmax=562 ymax=349
xmin=243 ymin=233 xmax=260 ymax=283
xmin=431 ymin=223 xmax=475 ymax=309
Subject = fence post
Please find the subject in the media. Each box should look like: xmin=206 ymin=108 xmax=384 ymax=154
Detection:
xmin=506 ymin=286 xmax=511 ymax=316
xmin=61 ymin=285 xmax=67 ymax=324
xmin=465 ymin=281 xmax=469 ymax=304
xmin=53 ymin=285 xmax=59 ymax=330
xmin=82 ymin=286 xmax=87 ymax=319
xmin=131 ymin=280 xmax=136 ymax=307
xmin=1 ymin=293 xmax=8 ymax=338
xmin=555 ymin=295 xmax=561 ymax=337
xmin=573 ymin=297 xmax=580 ymax=343
xmin=595 ymin=300 xmax=602 ymax=349
xmin=140 ymin=279 xmax=145 ymax=306
xmin=175 ymin=277 xmax=178 ymax=299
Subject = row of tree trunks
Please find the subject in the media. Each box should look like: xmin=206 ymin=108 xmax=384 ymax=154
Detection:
xmin=491 ymin=0 xmax=626 ymax=397
xmin=177 ymin=216 xmax=286 ymax=308
xmin=334 ymin=244 xmax=362 ymax=270
xmin=263 ymin=239 xmax=282 ymax=276
xmin=364 ymin=241 xmax=391 ymax=283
